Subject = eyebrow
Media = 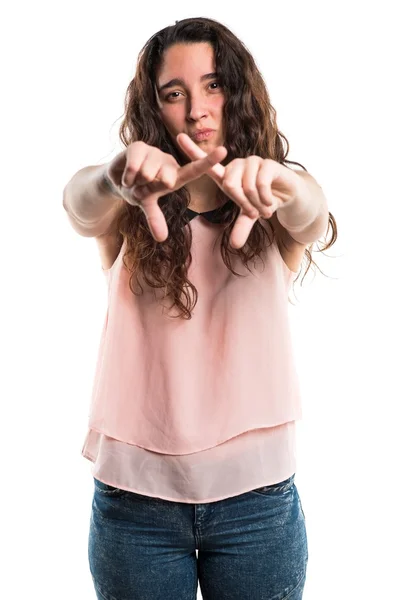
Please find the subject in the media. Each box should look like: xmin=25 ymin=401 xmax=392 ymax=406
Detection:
xmin=157 ymin=72 xmax=218 ymax=94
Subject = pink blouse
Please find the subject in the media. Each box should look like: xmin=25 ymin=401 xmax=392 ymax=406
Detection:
xmin=81 ymin=213 xmax=302 ymax=503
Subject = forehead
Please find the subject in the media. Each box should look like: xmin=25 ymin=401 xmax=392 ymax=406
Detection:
xmin=158 ymin=43 xmax=215 ymax=80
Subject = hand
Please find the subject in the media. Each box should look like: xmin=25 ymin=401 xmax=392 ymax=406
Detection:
xmin=176 ymin=133 xmax=304 ymax=249
xmin=106 ymin=140 xmax=228 ymax=242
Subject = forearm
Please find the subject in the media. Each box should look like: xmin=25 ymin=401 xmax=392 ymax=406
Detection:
xmin=276 ymin=173 xmax=330 ymax=244
xmin=63 ymin=165 xmax=122 ymax=228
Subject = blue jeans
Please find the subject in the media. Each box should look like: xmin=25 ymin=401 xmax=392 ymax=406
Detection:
xmin=88 ymin=473 xmax=308 ymax=599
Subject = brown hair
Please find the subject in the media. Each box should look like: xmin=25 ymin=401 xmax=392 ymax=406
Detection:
xmin=115 ymin=16 xmax=337 ymax=319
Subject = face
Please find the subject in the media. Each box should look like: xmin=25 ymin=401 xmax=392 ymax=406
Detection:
xmin=155 ymin=43 xmax=225 ymax=153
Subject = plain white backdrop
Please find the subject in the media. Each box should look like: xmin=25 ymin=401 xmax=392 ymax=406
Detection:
xmin=2 ymin=0 xmax=399 ymax=598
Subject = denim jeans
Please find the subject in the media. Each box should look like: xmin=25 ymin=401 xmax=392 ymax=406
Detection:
xmin=88 ymin=473 xmax=308 ymax=599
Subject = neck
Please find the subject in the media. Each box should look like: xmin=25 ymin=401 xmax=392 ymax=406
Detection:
xmin=186 ymin=175 xmax=222 ymax=212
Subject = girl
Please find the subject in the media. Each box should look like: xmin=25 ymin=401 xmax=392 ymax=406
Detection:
xmin=63 ymin=16 xmax=337 ymax=600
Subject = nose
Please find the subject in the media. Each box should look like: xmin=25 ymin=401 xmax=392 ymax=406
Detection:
xmin=187 ymin=96 xmax=209 ymax=121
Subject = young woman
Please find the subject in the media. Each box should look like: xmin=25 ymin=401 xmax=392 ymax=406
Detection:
xmin=63 ymin=16 xmax=337 ymax=600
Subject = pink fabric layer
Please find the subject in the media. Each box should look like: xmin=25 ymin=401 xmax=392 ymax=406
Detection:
xmin=82 ymin=422 xmax=297 ymax=504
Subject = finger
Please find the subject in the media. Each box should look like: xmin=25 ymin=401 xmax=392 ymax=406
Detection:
xmin=223 ymin=160 xmax=261 ymax=218
xmin=122 ymin=146 xmax=146 ymax=188
xmin=242 ymin=157 xmax=269 ymax=216
xmin=134 ymin=158 xmax=164 ymax=186
xmin=132 ymin=163 xmax=177 ymax=196
xmin=177 ymin=133 xmax=258 ymax=219
xmin=175 ymin=145 xmax=227 ymax=189
xmin=138 ymin=195 xmax=169 ymax=242
xmin=176 ymin=133 xmax=226 ymax=183
xmin=229 ymin=211 xmax=259 ymax=249
xmin=177 ymin=131 xmax=215 ymax=160
xmin=156 ymin=163 xmax=177 ymax=189
xmin=133 ymin=144 xmax=226 ymax=199
xmin=131 ymin=177 xmax=173 ymax=199
xmin=256 ymin=160 xmax=275 ymax=209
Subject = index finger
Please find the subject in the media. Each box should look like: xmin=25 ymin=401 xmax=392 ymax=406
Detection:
xmin=175 ymin=146 xmax=227 ymax=189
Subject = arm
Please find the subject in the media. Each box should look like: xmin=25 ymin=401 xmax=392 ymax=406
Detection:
xmin=276 ymin=170 xmax=330 ymax=244
xmin=63 ymin=165 xmax=124 ymax=238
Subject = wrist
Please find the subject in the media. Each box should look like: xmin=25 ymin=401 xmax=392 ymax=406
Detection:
xmin=98 ymin=166 xmax=122 ymax=199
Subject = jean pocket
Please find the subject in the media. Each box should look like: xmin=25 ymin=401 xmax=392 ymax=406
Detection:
xmin=249 ymin=473 xmax=295 ymax=497
xmin=93 ymin=477 xmax=129 ymax=498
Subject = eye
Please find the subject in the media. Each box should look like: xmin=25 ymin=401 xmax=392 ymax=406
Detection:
xmin=165 ymin=91 xmax=182 ymax=100
xmin=165 ymin=81 xmax=222 ymax=101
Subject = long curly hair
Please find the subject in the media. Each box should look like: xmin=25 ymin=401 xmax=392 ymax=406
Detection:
xmin=114 ymin=16 xmax=337 ymax=319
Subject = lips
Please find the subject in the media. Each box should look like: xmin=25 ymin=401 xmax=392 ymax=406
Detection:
xmin=190 ymin=129 xmax=215 ymax=141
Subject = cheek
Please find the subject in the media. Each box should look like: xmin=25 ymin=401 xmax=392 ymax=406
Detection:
xmin=212 ymin=95 xmax=225 ymax=115
xmin=160 ymin=105 xmax=183 ymax=128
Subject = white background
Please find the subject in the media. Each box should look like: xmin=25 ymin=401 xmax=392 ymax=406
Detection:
xmin=2 ymin=0 xmax=399 ymax=598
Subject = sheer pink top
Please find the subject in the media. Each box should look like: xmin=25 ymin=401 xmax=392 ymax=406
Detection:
xmin=81 ymin=212 xmax=302 ymax=503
